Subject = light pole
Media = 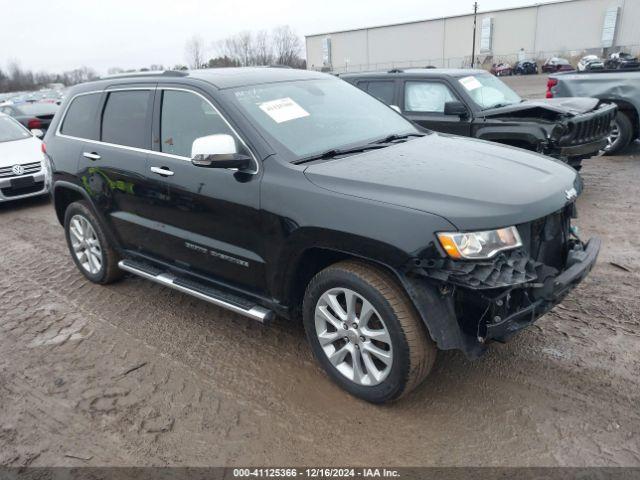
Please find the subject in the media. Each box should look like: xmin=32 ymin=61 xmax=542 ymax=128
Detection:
xmin=471 ymin=2 xmax=478 ymax=68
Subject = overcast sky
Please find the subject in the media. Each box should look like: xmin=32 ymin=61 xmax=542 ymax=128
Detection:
xmin=3 ymin=0 xmax=560 ymax=74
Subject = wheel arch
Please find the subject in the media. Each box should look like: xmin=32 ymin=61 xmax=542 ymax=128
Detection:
xmin=602 ymin=99 xmax=639 ymax=139
xmin=53 ymin=180 xmax=123 ymax=252
xmin=281 ymin=245 xmax=476 ymax=357
xmin=53 ymin=181 xmax=90 ymax=225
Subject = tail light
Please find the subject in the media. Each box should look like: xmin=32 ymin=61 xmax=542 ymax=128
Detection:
xmin=546 ymin=78 xmax=558 ymax=98
xmin=27 ymin=118 xmax=42 ymax=129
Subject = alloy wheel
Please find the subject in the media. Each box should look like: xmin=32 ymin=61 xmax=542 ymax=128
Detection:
xmin=69 ymin=214 xmax=103 ymax=275
xmin=604 ymin=120 xmax=621 ymax=152
xmin=314 ymin=287 xmax=393 ymax=386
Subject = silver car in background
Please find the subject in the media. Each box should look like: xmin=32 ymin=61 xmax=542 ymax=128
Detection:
xmin=0 ymin=113 xmax=51 ymax=202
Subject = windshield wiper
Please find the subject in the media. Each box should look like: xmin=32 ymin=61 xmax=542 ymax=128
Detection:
xmin=371 ymin=132 xmax=426 ymax=144
xmin=293 ymin=144 xmax=389 ymax=165
xmin=485 ymin=102 xmax=515 ymax=110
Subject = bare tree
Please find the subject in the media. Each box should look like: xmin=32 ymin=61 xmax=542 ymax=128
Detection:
xmin=272 ymin=25 xmax=303 ymax=67
xmin=253 ymin=30 xmax=273 ymax=66
xmin=185 ymin=35 xmax=206 ymax=69
xmin=210 ymin=25 xmax=305 ymax=70
xmin=217 ymin=31 xmax=256 ymax=66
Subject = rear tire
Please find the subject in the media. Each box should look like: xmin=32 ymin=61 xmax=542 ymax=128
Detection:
xmin=603 ymin=111 xmax=633 ymax=156
xmin=64 ymin=201 xmax=124 ymax=284
xmin=302 ymin=260 xmax=437 ymax=403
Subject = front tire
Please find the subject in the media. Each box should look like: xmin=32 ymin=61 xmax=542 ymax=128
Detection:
xmin=302 ymin=260 xmax=436 ymax=403
xmin=603 ymin=111 xmax=633 ymax=156
xmin=64 ymin=201 xmax=123 ymax=284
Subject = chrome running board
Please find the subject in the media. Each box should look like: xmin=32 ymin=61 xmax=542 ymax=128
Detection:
xmin=118 ymin=259 xmax=274 ymax=324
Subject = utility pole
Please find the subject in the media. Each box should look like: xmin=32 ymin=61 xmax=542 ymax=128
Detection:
xmin=471 ymin=2 xmax=478 ymax=68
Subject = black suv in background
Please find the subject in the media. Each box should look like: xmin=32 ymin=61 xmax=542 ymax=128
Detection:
xmin=342 ymin=69 xmax=616 ymax=170
xmin=45 ymin=68 xmax=599 ymax=403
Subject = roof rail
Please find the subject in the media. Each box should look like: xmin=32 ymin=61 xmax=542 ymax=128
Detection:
xmin=100 ymin=70 xmax=189 ymax=80
xmin=387 ymin=69 xmax=404 ymax=73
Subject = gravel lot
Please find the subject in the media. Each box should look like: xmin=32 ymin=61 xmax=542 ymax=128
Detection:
xmin=1 ymin=76 xmax=639 ymax=468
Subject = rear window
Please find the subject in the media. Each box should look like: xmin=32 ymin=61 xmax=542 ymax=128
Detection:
xmin=101 ymin=90 xmax=151 ymax=148
xmin=61 ymin=93 xmax=100 ymax=139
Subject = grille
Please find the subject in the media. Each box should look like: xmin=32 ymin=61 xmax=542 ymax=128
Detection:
xmin=0 ymin=161 xmax=42 ymax=179
xmin=517 ymin=206 xmax=572 ymax=270
xmin=1 ymin=181 xmax=45 ymax=197
xmin=564 ymin=105 xmax=616 ymax=146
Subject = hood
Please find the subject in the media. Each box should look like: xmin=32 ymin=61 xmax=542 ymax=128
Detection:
xmin=0 ymin=136 xmax=43 ymax=168
xmin=304 ymin=134 xmax=579 ymax=231
xmin=480 ymin=97 xmax=599 ymax=119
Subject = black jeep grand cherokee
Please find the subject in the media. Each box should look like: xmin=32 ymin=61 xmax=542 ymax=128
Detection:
xmin=45 ymin=68 xmax=600 ymax=403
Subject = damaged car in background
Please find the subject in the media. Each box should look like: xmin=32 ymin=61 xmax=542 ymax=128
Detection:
xmin=547 ymin=69 xmax=640 ymax=154
xmin=343 ymin=68 xmax=616 ymax=170
xmin=46 ymin=69 xmax=601 ymax=403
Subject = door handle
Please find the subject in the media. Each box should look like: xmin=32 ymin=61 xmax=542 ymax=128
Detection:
xmin=150 ymin=166 xmax=175 ymax=177
xmin=83 ymin=152 xmax=101 ymax=161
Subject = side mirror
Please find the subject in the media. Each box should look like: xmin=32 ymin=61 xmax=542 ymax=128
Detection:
xmin=444 ymin=101 xmax=468 ymax=118
xmin=190 ymin=134 xmax=252 ymax=170
xmin=389 ymin=105 xmax=401 ymax=113
xmin=31 ymin=128 xmax=44 ymax=138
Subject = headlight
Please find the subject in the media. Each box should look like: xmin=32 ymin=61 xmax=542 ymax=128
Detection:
xmin=437 ymin=226 xmax=522 ymax=260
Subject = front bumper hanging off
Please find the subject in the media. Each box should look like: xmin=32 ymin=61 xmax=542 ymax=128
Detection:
xmin=407 ymin=235 xmax=601 ymax=357
xmin=484 ymin=237 xmax=600 ymax=340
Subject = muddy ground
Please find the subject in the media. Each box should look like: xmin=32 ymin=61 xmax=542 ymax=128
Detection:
xmin=0 ymin=77 xmax=639 ymax=468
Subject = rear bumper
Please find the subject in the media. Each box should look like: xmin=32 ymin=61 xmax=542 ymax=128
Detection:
xmin=485 ymin=237 xmax=600 ymax=341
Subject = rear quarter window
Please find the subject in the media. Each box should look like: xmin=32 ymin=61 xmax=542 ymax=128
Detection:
xmin=60 ymin=93 xmax=101 ymax=140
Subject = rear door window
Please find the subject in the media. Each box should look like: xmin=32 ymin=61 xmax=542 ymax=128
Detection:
xmin=60 ymin=93 xmax=101 ymax=140
xmin=101 ymin=90 xmax=151 ymax=149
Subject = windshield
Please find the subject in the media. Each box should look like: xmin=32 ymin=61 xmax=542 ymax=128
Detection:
xmin=459 ymin=74 xmax=522 ymax=110
xmin=0 ymin=116 xmax=31 ymax=142
xmin=230 ymin=78 xmax=418 ymax=159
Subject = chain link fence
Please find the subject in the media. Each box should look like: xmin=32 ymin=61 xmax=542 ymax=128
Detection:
xmin=314 ymin=44 xmax=640 ymax=74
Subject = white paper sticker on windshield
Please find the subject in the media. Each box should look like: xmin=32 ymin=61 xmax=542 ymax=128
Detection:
xmin=459 ymin=76 xmax=482 ymax=91
xmin=259 ymin=97 xmax=310 ymax=123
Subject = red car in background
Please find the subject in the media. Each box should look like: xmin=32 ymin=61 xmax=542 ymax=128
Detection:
xmin=490 ymin=63 xmax=513 ymax=76
xmin=541 ymin=57 xmax=574 ymax=73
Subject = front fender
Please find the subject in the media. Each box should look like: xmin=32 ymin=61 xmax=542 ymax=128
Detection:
xmin=475 ymin=124 xmax=547 ymax=149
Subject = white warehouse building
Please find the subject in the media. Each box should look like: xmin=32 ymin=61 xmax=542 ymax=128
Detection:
xmin=305 ymin=0 xmax=640 ymax=73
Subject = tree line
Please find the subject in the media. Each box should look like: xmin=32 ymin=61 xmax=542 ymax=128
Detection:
xmin=0 ymin=62 xmax=98 ymax=93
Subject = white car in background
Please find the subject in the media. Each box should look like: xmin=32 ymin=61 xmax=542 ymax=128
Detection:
xmin=0 ymin=113 xmax=51 ymax=203
xmin=577 ymin=55 xmax=605 ymax=71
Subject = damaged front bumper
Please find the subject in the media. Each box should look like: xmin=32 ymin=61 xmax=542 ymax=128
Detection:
xmin=404 ymin=234 xmax=601 ymax=358
xmin=483 ymin=237 xmax=600 ymax=341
